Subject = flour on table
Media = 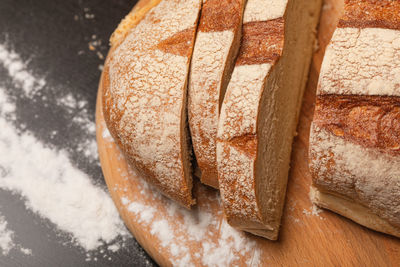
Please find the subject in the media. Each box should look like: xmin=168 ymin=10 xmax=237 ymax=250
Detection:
xmin=0 ymin=45 xmax=45 ymax=97
xmin=0 ymin=44 xmax=129 ymax=256
xmin=0 ymin=213 xmax=32 ymax=256
xmin=0 ymin=44 xmax=98 ymax=163
xmin=0 ymin=215 xmax=14 ymax=255
xmin=0 ymin=88 xmax=128 ymax=251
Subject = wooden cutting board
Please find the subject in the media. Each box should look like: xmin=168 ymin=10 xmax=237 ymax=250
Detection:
xmin=95 ymin=0 xmax=400 ymax=266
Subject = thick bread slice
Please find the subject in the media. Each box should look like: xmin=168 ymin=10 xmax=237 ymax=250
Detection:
xmin=217 ymin=0 xmax=322 ymax=240
xmin=102 ymin=0 xmax=202 ymax=208
xmin=309 ymin=0 xmax=400 ymax=237
xmin=188 ymin=0 xmax=247 ymax=188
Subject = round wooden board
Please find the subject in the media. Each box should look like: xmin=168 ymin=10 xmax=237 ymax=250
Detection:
xmin=96 ymin=0 xmax=400 ymax=266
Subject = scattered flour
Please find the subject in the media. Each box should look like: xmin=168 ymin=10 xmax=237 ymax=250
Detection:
xmin=19 ymin=247 xmax=32 ymax=255
xmin=107 ymin=244 xmax=120 ymax=253
xmin=0 ymin=87 xmax=128 ymax=251
xmin=0 ymin=44 xmax=129 ymax=255
xmin=0 ymin=213 xmax=32 ymax=256
xmin=102 ymin=127 xmax=113 ymax=141
xmin=0 ymin=215 xmax=14 ymax=255
xmin=84 ymin=7 xmax=95 ymax=20
xmin=0 ymin=45 xmax=45 ymax=97
xmin=0 ymin=44 xmax=98 ymax=163
xmin=303 ymin=205 xmax=324 ymax=220
xmin=118 ymin=166 xmax=262 ymax=267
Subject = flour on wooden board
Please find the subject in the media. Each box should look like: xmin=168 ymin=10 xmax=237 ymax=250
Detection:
xmin=301 ymin=191 xmax=324 ymax=220
xmin=116 ymin=164 xmax=262 ymax=267
xmin=0 ymin=44 xmax=130 ymax=258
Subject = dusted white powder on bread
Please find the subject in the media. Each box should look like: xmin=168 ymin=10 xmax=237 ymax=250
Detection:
xmin=243 ymin=0 xmax=288 ymax=23
xmin=319 ymin=27 xmax=400 ymax=96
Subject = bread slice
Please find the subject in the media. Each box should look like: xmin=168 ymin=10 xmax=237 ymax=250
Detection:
xmin=102 ymin=0 xmax=202 ymax=208
xmin=309 ymin=0 xmax=400 ymax=238
xmin=217 ymin=0 xmax=322 ymax=240
xmin=188 ymin=0 xmax=247 ymax=188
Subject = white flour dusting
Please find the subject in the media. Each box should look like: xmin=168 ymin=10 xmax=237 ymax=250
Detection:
xmin=0 ymin=45 xmax=45 ymax=97
xmin=0 ymin=44 xmax=129 ymax=254
xmin=302 ymin=205 xmax=324 ymax=220
xmin=0 ymin=44 xmax=98 ymax=163
xmin=19 ymin=247 xmax=32 ymax=255
xmin=0 ymin=213 xmax=32 ymax=256
xmin=119 ymin=166 xmax=262 ymax=267
xmin=0 ymin=87 xmax=128 ymax=251
xmin=0 ymin=215 xmax=14 ymax=255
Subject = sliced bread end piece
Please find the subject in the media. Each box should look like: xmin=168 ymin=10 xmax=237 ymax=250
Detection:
xmin=103 ymin=0 xmax=202 ymax=208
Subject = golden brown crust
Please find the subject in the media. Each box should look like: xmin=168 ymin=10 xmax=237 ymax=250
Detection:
xmin=235 ymin=19 xmax=284 ymax=66
xmin=157 ymin=27 xmax=196 ymax=57
xmin=218 ymin=0 xmax=321 ymax=240
xmin=198 ymin=0 xmax=242 ymax=32
xmin=102 ymin=63 xmax=124 ymax=149
xmin=314 ymin=95 xmax=400 ymax=155
xmin=110 ymin=0 xmax=162 ymax=47
xmin=338 ymin=0 xmax=400 ymax=30
xmin=103 ymin=0 xmax=202 ymax=208
xmin=103 ymin=60 xmax=195 ymax=207
xmin=223 ymin=134 xmax=257 ymax=158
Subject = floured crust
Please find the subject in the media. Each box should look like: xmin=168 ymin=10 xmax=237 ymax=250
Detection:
xmin=218 ymin=0 xmax=321 ymax=240
xmin=311 ymin=187 xmax=400 ymax=238
xmin=338 ymin=0 xmax=400 ymax=30
xmin=309 ymin=126 xmax=400 ymax=228
xmin=217 ymin=6 xmax=285 ymax=236
xmin=188 ymin=0 xmax=246 ymax=188
xmin=109 ymin=0 xmax=162 ymax=48
xmin=313 ymin=95 xmax=400 ymax=154
xmin=318 ymin=27 xmax=400 ymax=96
xmin=310 ymin=0 xmax=400 ymax=236
xmin=218 ymin=63 xmax=274 ymax=230
xmin=103 ymin=0 xmax=202 ymax=208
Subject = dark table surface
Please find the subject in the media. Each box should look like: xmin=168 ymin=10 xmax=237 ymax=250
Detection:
xmin=0 ymin=0 xmax=157 ymax=266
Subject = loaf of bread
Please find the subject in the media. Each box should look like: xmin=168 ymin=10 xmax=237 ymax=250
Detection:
xmin=309 ymin=0 xmax=400 ymax=238
xmin=217 ymin=0 xmax=322 ymax=240
xmin=102 ymin=0 xmax=202 ymax=208
xmin=188 ymin=0 xmax=246 ymax=188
